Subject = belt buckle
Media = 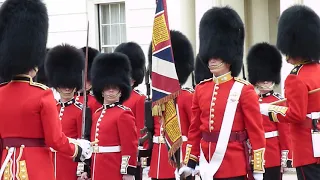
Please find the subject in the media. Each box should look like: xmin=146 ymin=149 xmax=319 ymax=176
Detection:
xmin=93 ymin=145 xmax=99 ymax=153
xmin=140 ymin=157 xmax=148 ymax=167
xmin=159 ymin=136 xmax=165 ymax=144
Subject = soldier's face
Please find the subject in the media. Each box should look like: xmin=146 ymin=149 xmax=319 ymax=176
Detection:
xmin=102 ymin=85 xmax=121 ymax=104
xmin=256 ymin=81 xmax=274 ymax=91
xmin=208 ymin=59 xmax=230 ymax=76
xmin=57 ymin=87 xmax=76 ymax=99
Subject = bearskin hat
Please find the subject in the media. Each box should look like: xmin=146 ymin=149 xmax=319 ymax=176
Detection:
xmin=148 ymin=30 xmax=194 ymax=85
xmin=114 ymin=42 xmax=146 ymax=88
xmin=195 ymin=54 xmax=212 ymax=84
xmin=0 ymin=0 xmax=48 ymax=79
xmin=277 ymin=5 xmax=320 ymax=62
xmin=35 ymin=48 xmax=50 ymax=85
xmin=45 ymin=44 xmax=84 ymax=90
xmin=80 ymin=46 xmax=99 ymax=82
xmin=247 ymin=42 xmax=282 ymax=85
xmin=198 ymin=6 xmax=244 ymax=77
xmin=91 ymin=52 xmax=132 ymax=104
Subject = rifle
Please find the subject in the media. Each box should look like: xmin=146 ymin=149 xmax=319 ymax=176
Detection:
xmin=138 ymin=68 xmax=154 ymax=161
xmin=242 ymin=64 xmax=247 ymax=80
xmin=77 ymin=21 xmax=93 ymax=177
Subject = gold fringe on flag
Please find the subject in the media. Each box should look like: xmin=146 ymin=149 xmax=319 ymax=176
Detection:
xmin=162 ymin=99 xmax=183 ymax=157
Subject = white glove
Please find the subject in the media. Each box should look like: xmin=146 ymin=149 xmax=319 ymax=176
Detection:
xmin=76 ymin=139 xmax=93 ymax=161
xmin=175 ymin=168 xmax=181 ymax=180
xmin=122 ymin=174 xmax=135 ymax=180
xmin=142 ymin=166 xmax=150 ymax=176
xmin=194 ymin=165 xmax=200 ymax=176
xmin=281 ymin=150 xmax=289 ymax=168
xmin=178 ymin=166 xmax=196 ymax=179
xmin=260 ymin=103 xmax=270 ymax=116
xmin=253 ymin=173 xmax=263 ymax=180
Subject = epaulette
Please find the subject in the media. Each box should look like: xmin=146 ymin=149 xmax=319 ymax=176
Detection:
xmin=134 ymin=89 xmax=143 ymax=96
xmin=182 ymin=87 xmax=195 ymax=93
xmin=199 ymin=78 xmax=212 ymax=85
xmin=290 ymin=64 xmax=303 ymax=75
xmin=74 ymin=101 xmax=83 ymax=110
xmin=273 ymin=92 xmax=284 ymax=100
xmin=117 ymin=104 xmax=131 ymax=111
xmin=0 ymin=82 xmax=9 ymax=87
xmin=95 ymin=106 xmax=103 ymax=114
xmin=234 ymin=77 xmax=250 ymax=85
xmin=30 ymin=82 xmax=49 ymax=90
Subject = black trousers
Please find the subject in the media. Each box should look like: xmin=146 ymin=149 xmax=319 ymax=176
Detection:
xmin=134 ymin=165 xmax=142 ymax=180
xmin=296 ymin=163 xmax=320 ymax=180
xmin=263 ymin=166 xmax=282 ymax=180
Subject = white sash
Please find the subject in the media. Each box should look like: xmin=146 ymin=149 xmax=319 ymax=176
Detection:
xmin=199 ymin=81 xmax=244 ymax=180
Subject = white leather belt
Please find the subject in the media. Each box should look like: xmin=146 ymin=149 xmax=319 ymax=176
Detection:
xmin=265 ymin=131 xmax=279 ymax=139
xmin=307 ymin=112 xmax=320 ymax=119
xmin=93 ymin=145 xmax=121 ymax=153
xmin=153 ymin=135 xmax=188 ymax=144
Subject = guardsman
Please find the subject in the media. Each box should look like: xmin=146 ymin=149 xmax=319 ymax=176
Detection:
xmin=179 ymin=6 xmax=266 ymax=180
xmin=247 ymin=42 xmax=292 ymax=180
xmin=89 ymin=52 xmax=138 ymax=180
xmin=75 ymin=46 xmax=101 ymax=113
xmin=259 ymin=5 xmax=320 ymax=180
xmin=195 ymin=54 xmax=212 ymax=84
xmin=45 ymin=44 xmax=85 ymax=180
xmin=148 ymin=30 xmax=195 ymax=180
xmin=114 ymin=42 xmax=148 ymax=180
xmin=0 ymin=1 xmax=92 ymax=180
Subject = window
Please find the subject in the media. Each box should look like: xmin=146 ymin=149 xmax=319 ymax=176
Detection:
xmin=98 ymin=2 xmax=126 ymax=53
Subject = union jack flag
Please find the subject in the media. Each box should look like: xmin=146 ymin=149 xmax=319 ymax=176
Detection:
xmin=150 ymin=0 xmax=182 ymax=165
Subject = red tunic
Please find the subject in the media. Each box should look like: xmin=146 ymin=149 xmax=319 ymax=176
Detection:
xmin=123 ymin=89 xmax=146 ymax=142
xmin=0 ymin=76 xmax=77 ymax=180
xmin=75 ymin=91 xmax=101 ymax=114
xmin=149 ymin=88 xmax=193 ymax=179
xmin=259 ymin=91 xmax=291 ymax=168
xmin=186 ymin=73 xmax=266 ymax=178
xmin=53 ymin=98 xmax=82 ymax=180
xmin=90 ymin=103 xmax=138 ymax=180
xmin=268 ymin=63 xmax=320 ymax=167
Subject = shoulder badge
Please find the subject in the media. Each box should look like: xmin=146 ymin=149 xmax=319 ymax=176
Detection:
xmin=30 ymin=82 xmax=49 ymax=90
xmin=290 ymin=64 xmax=303 ymax=75
xmin=199 ymin=78 xmax=213 ymax=85
xmin=182 ymin=87 xmax=195 ymax=93
xmin=74 ymin=101 xmax=83 ymax=110
xmin=272 ymin=92 xmax=284 ymax=100
xmin=234 ymin=77 xmax=250 ymax=85
xmin=89 ymin=90 xmax=94 ymax=96
xmin=117 ymin=104 xmax=131 ymax=111
xmin=0 ymin=82 xmax=9 ymax=87
xmin=134 ymin=89 xmax=143 ymax=96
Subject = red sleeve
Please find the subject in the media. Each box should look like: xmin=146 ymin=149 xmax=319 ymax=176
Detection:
xmin=77 ymin=111 xmax=82 ymax=139
xmin=185 ymin=86 xmax=201 ymax=168
xmin=240 ymin=85 xmax=266 ymax=173
xmin=241 ymin=85 xmax=266 ymax=150
xmin=272 ymin=75 xmax=308 ymax=123
xmin=135 ymin=95 xmax=146 ymax=135
xmin=118 ymin=109 xmax=138 ymax=175
xmin=40 ymin=90 xmax=76 ymax=157
xmin=183 ymin=91 xmax=193 ymax=133
xmin=277 ymin=122 xmax=291 ymax=150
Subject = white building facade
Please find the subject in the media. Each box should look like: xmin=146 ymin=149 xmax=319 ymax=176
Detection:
xmin=0 ymin=0 xmax=318 ymax=94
